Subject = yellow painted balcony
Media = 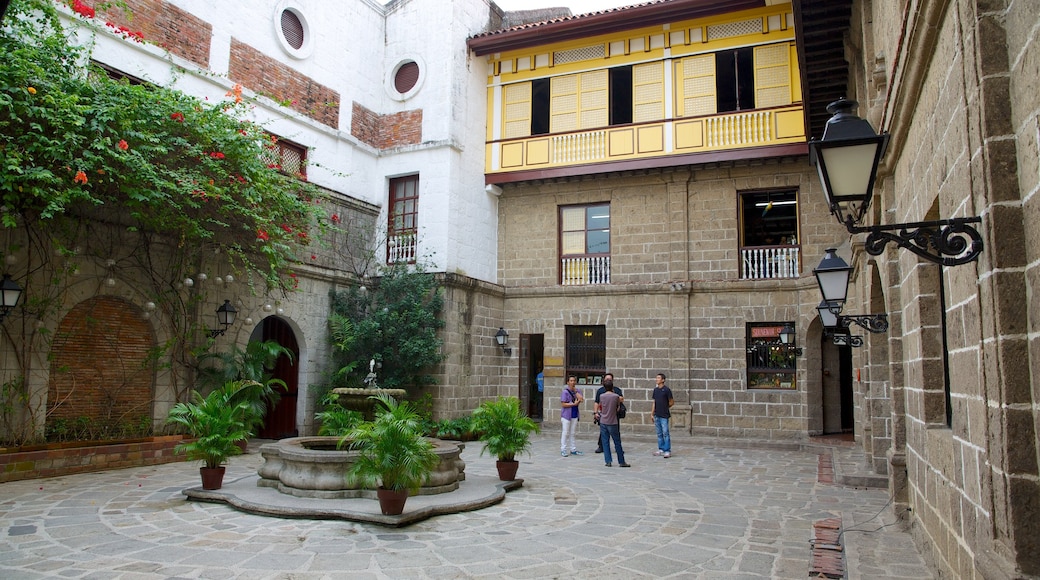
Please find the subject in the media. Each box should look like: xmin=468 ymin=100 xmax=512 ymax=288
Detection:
xmin=487 ymin=105 xmax=805 ymax=176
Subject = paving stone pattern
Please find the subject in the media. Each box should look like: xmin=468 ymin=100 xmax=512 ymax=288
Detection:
xmin=0 ymin=434 xmax=935 ymax=579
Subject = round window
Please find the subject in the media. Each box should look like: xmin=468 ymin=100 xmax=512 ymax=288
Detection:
xmin=280 ymin=9 xmax=304 ymax=50
xmin=273 ymin=4 xmax=313 ymax=59
xmin=394 ymin=61 xmax=420 ymax=94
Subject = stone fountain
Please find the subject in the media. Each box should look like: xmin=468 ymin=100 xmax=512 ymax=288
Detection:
xmin=255 ymin=358 xmax=465 ymax=499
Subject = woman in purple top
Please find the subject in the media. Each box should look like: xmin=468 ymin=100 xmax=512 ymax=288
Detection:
xmin=560 ymin=375 xmax=583 ymax=456
xmin=595 ymin=383 xmax=629 ymax=467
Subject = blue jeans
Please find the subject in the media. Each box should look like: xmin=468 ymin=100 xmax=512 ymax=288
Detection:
xmin=599 ymin=423 xmax=625 ymax=465
xmin=654 ymin=416 xmax=671 ymax=452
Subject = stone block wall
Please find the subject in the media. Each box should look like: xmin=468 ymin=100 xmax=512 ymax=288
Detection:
xmin=496 ymin=164 xmax=846 ymax=439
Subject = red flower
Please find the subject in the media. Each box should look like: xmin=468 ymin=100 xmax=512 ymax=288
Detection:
xmin=257 ymin=229 xmax=269 ymax=242
xmin=117 ymin=139 xmax=128 ymax=151
xmin=72 ymin=0 xmax=96 ymax=19
xmin=311 ymin=254 xmax=317 ymax=260
xmin=170 ymin=112 xmax=184 ymax=122
xmin=281 ymin=224 xmax=293 ymax=233
xmin=208 ymin=151 xmax=225 ymax=159
xmin=73 ymin=170 xmax=88 ymax=184
xmin=330 ymin=214 xmax=340 ymax=223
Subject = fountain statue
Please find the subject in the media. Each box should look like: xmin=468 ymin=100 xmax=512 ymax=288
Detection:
xmin=330 ymin=357 xmax=406 ymax=420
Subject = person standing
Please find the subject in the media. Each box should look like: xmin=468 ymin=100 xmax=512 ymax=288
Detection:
xmin=596 ymin=382 xmax=629 ymax=467
xmin=651 ymin=373 xmax=674 ymax=458
xmin=594 ymin=373 xmax=622 ymax=454
xmin=560 ymin=375 xmax=584 ymax=457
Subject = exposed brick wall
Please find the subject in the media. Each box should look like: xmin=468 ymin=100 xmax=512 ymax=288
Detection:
xmin=100 ymin=0 xmax=211 ymax=69
xmin=229 ymin=39 xmax=340 ymax=129
xmin=351 ymin=102 xmax=422 ymax=150
xmin=0 ymin=436 xmax=185 ymax=483
xmin=47 ymin=297 xmax=155 ymax=432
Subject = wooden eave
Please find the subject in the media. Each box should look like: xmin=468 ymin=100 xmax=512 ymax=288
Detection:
xmin=485 ymin=143 xmax=809 ymax=185
xmin=468 ymin=0 xmax=768 ymax=56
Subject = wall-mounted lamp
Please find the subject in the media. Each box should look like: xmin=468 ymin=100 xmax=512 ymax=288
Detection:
xmin=209 ymin=299 xmax=237 ymax=337
xmin=778 ymin=322 xmax=803 ymax=356
xmin=814 ymin=249 xmax=889 ymax=338
xmin=494 ymin=327 xmax=512 ymax=355
xmin=809 ymin=98 xmax=983 ymax=266
xmin=0 ymin=274 xmax=23 ymax=322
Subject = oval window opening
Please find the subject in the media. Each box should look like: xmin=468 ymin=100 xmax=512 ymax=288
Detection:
xmin=395 ymin=61 xmax=420 ymax=94
xmin=281 ymin=10 xmax=304 ymax=50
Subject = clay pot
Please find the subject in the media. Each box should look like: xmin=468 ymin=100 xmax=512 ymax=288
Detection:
xmin=495 ymin=460 xmax=519 ymax=481
xmin=376 ymin=487 xmax=409 ymax=515
xmin=200 ymin=466 xmax=226 ymax=490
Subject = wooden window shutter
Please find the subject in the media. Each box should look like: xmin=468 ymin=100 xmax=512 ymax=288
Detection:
xmin=578 ymin=69 xmax=608 ymax=129
xmin=753 ymin=43 xmax=792 ymax=108
xmin=550 ymin=74 xmax=579 ymax=133
xmin=675 ymin=54 xmax=716 ymax=118
xmin=503 ymin=82 xmax=533 ymax=139
xmin=632 ymin=62 xmax=664 ymax=123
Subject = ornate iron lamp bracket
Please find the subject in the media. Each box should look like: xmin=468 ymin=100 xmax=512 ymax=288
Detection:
xmin=838 ymin=313 xmax=889 ymax=334
xmin=831 ymin=333 xmax=864 ymax=347
xmin=849 ymin=217 xmax=983 ymax=266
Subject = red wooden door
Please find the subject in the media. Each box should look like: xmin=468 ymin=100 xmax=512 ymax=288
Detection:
xmin=258 ymin=317 xmax=299 ymax=439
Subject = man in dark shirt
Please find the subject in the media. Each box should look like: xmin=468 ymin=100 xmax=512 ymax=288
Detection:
xmin=594 ymin=373 xmax=621 ymax=453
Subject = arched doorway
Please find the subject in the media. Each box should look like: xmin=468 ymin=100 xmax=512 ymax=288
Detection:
xmin=255 ymin=316 xmax=299 ymax=439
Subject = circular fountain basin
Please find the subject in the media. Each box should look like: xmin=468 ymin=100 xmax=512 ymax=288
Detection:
xmin=257 ymin=436 xmax=466 ymax=499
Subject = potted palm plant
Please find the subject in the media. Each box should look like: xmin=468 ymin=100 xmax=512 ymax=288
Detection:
xmin=165 ymin=381 xmax=255 ymax=490
xmin=341 ymin=393 xmax=440 ymax=515
xmin=471 ymin=396 xmax=540 ymax=481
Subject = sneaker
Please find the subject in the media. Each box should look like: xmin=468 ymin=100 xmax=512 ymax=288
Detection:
xmin=605 ymin=463 xmax=612 ymax=467
xmin=570 ymin=450 xmax=583 ymax=456
xmin=594 ymin=448 xmax=603 ymax=454
xmin=561 ymin=451 xmax=568 ymax=457
xmin=663 ymin=452 xmax=670 ymax=458
xmin=619 ymin=463 xmax=631 ymax=468
xmin=652 ymin=450 xmax=663 ymax=456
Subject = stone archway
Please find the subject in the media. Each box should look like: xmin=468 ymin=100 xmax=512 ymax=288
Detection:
xmin=47 ymin=296 xmax=155 ymax=439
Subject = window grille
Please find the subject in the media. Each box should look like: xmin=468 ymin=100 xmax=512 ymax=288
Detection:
xmin=553 ymin=45 xmax=605 ymax=66
xmin=566 ymin=326 xmax=606 ymax=373
xmin=261 ymin=135 xmax=307 ymax=179
xmin=707 ymin=19 xmax=763 ymax=41
xmin=281 ymin=10 xmax=304 ymax=50
xmin=395 ymin=61 xmax=420 ymax=94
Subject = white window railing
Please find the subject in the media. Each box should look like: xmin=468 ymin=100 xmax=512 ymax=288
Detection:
xmin=561 ymin=256 xmax=610 ymax=285
xmin=705 ymin=110 xmax=773 ymax=148
xmin=741 ymin=246 xmax=799 ymax=279
xmin=387 ymin=233 xmax=417 ymax=264
xmin=552 ymin=130 xmax=607 ymax=164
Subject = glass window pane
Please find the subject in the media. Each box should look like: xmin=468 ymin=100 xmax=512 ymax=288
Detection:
xmin=587 ymin=230 xmax=609 ymax=254
xmin=561 ymin=207 xmax=585 ymax=232
xmin=586 ymin=205 xmax=609 ymax=230
xmin=562 ymin=231 xmax=585 ymax=255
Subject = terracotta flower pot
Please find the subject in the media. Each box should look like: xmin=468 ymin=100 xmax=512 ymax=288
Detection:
xmin=376 ymin=487 xmax=409 ymax=515
xmin=495 ymin=459 xmax=520 ymax=481
xmin=200 ymin=466 xmax=226 ymax=490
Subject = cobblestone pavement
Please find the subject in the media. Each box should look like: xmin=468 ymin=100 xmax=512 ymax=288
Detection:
xmin=0 ymin=433 xmax=935 ymax=579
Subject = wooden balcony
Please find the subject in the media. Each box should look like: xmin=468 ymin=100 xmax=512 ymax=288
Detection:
xmin=487 ymin=105 xmax=805 ymax=177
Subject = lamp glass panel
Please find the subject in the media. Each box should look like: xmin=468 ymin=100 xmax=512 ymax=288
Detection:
xmin=819 ymin=142 xmax=880 ymax=199
xmin=816 ymin=269 xmax=850 ymax=302
xmin=818 ymin=304 xmax=838 ymax=327
xmin=1 ymin=287 xmax=19 ymax=308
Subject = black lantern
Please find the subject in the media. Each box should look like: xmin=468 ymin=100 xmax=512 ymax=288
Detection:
xmin=813 ymin=248 xmax=852 ymax=306
xmin=809 ymin=99 xmax=889 ymax=229
xmin=809 ymin=98 xmax=982 ymax=266
xmin=209 ymin=299 xmax=237 ymax=337
xmin=494 ymin=327 xmax=511 ymax=355
xmin=813 ymin=252 xmax=889 ymax=336
xmin=0 ymin=274 xmax=23 ymax=322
